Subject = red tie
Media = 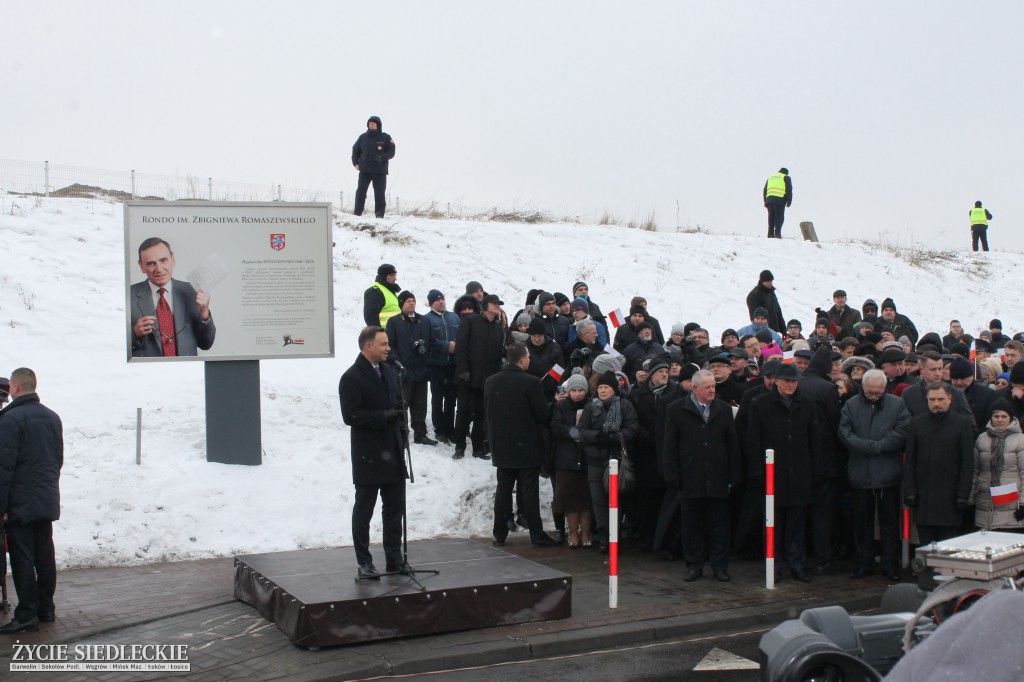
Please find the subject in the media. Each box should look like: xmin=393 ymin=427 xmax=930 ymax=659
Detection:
xmin=157 ymin=288 xmax=177 ymax=357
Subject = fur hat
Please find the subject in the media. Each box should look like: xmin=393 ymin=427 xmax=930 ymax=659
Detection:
xmin=527 ymin=317 xmax=547 ymax=336
xmin=595 ymin=371 xmax=618 ymax=390
xmin=842 ymin=356 xmax=875 ymax=376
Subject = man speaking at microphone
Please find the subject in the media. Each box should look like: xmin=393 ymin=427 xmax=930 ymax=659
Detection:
xmin=339 ymin=326 xmax=408 ymax=579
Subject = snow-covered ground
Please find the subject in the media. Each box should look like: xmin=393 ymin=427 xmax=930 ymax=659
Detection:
xmin=0 ymin=195 xmax=1020 ymax=568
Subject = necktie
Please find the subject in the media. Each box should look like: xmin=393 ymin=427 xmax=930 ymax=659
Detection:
xmin=157 ymin=288 xmax=177 ymax=357
xmin=374 ymin=365 xmax=382 ymax=380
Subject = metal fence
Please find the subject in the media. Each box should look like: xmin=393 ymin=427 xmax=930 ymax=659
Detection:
xmin=0 ymin=157 xmax=555 ymax=222
xmin=0 ymin=158 xmax=335 ymax=207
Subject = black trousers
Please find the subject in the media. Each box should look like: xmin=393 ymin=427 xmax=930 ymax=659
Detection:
xmin=6 ymin=520 xmax=57 ymax=622
xmin=354 ymin=172 xmax=387 ymax=218
xmin=766 ymin=203 xmax=786 ymax=238
xmin=429 ymin=365 xmax=458 ymax=439
xmin=853 ymin=486 xmax=900 ymax=569
xmin=917 ymin=524 xmax=959 ymax=546
xmin=775 ymin=505 xmax=809 ymax=572
xmin=971 ymin=225 xmax=989 ymax=251
xmin=680 ymin=497 xmax=731 ymax=571
xmin=401 ymin=380 xmax=429 ymax=439
xmin=493 ymin=467 xmax=543 ymax=540
xmin=352 ymin=481 xmax=405 ymax=567
xmin=453 ymin=385 xmax=486 ymax=450
xmin=811 ymin=475 xmax=837 ymax=565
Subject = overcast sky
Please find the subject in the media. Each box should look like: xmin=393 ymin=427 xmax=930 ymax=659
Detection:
xmin=4 ymin=1 xmax=1023 ymax=250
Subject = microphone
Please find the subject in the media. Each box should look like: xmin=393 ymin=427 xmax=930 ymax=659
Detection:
xmin=392 ymin=358 xmax=406 ymax=372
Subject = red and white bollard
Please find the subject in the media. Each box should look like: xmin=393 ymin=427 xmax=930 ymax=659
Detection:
xmin=609 ymin=459 xmax=619 ymax=609
xmin=765 ymin=448 xmax=776 ymax=590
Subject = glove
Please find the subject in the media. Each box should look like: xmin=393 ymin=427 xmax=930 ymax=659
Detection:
xmin=383 ymin=409 xmax=401 ymax=423
xmin=457 ymin=372 xmax=470 ymax=383
xmin=955 ymin=498 xmax=968 ymax=512
xmin=1015 ymin=508 xmax=1024 ymax=522
xmin=903 ymin=496 xmax=918 ymax=509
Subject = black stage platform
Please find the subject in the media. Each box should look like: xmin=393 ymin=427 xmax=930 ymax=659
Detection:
xmin=234 ymin=539 xmax=572 ymax=648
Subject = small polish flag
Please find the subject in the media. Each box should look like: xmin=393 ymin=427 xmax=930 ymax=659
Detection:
xmin=782 ymin=350 xmax=795 ymax=360
xmin=547 ymin=364 xmax=564 ymax=381
xmin=608 ymin=309 xmax=625 ymax=328
xmin=991 ymin=482 xmax=1019 ymax=507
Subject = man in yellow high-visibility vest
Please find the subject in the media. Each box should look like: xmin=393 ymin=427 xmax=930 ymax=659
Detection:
xmin=363 ymin=263 xmax=402 ymax=327
xmin=969 ymin=200 xmax=993 ymax=252
xmin=763 ymin=167 xmax=793 ymax=239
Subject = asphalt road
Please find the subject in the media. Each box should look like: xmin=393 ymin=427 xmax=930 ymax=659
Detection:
xmin=372 ymin=627 xmax=768 ymax=681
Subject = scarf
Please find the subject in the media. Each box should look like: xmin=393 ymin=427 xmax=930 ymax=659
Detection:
xmin=986 ymin=424 xmax=1013 ymax=486
xmin=591 ymin=395 xmax=623 ymax=434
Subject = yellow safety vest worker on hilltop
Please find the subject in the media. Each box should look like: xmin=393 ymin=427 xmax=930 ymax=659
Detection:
xmin=969 ymin=202 xmax=992 ymax=252
xmin=763 ymin=167 xmax=792 ymax=239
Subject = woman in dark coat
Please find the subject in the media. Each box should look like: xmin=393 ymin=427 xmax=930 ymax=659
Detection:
xmin=549 ymin=373 xmax=593 ymax=547
xmin=578 ymin=371 xmax=639 ymax=552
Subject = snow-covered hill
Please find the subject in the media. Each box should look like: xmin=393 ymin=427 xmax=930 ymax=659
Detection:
xmin=0 ymin=195 xmax=1020 ymax=568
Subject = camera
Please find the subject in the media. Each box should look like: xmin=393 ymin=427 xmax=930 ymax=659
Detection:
xmin=413 ymin=339 xmax=427 ymax=355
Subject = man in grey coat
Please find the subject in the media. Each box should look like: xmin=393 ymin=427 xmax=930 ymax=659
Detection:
xmin=838 ymin=369 xmax=911 ymax=581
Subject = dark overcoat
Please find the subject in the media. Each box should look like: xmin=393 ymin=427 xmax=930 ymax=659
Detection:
xmin=904 ymin=411 xmax=974 ymax=527
xmin=747 ymin=389 xmax=820 ymax=506
xmin=483 ymin=366 xmax=550 ymax=469
xmin=339 ymin=354 xmax=406 ymax=486
xmin=0 ymin=393 xmax=63 ymax=523
xmin=662 ymin=396 xmax=742 ymax=499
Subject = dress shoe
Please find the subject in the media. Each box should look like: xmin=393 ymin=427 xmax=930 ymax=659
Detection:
xmin=713 ymin=569 xmax=731 ymax=582
xmin=684 ymin=568 xmax=703 ymax=582
xmin=515 ymin=513 xmax=528 ymax=529
xmin=531 ymin=533 xmax=559 ymax=547
xmin=38 ymin=610 xmax=56 ymax=623
xmin=813 ymin=562 xmax=834 ymax=576
xmin=555 ymin=530 xmax=567 ymax=545
xmin=492 ymin=537 xmax=507 ymax=547
xmin=386 ymin=562 xmax=411 ymax=575
xmin=882 ymin=566 xmax=901 ymax=582
xmin=414 ymin=435 xmax=438 ymax=446
xmin=791 ymin=569 xmax=812 ymax=583
xmin=472 ymin=450 xmax=491 ymax=460
xmin=356 ymin=563 xmax=380 ymax=580
xmin=849 ymin=566 xmax=873 ymax=579
xmin=452 ymin=447 xmax=465 ymax=460
xmin=0 ymin=617 xmax=40 ymax=634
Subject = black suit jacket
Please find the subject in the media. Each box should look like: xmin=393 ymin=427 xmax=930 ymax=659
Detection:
xmin=130 ymin=279 xmax=216 ymax=357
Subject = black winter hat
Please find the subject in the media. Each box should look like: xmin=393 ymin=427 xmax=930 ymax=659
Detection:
xmin=679 ymin=363 xmax=701 ymax=382
xmin=865 ymin=331 xmax=883 ymax=344
xmin=991 ymin=398 xmax=1016 ymax=417
xmin=596 ymin=371 xmax=618 ymax=390
xmin=572 ymin=281 xmax=588 ymax=296
xmin=787 ymin=319 xmax=802 ymax=329
xmin=950 ymin=342 xmax=970 ymax=357
xmin=377 ymin=263 xmax=397 ymax=277
xmin=427 ymin=289 xmax=444 ymax=305
xmin=949 ymin=357 xmax=973 ymax=380
xmin=833 ymin=289 xmax=847 ymax=298
xmin=1011 ymin=362 xmax=1024 ymax=385
xmin=553 ymin=292 xmax=570 ymax=306
xmin=759 ymin=270 xmax=774 ymax=283
xmin=536 ymin=291 xmax=555 ymax=308
xmin=636 ymin=321 xmax=653 ymax=333
xmin=398 ymin=290 xmax=415 ymax=307
xmin=527 ymin=317 xmax=547 ymax=336
xmin=990 ymin=319 xmax=1003 ymax=330
xmin=975 ymin=339 xmax=995 ymax=353
xmin=683 ymin=322 xmax=701 ymax=336
xmin=809 ymin=347 xmax=833 ymax=375
xmin=881 ymin=298 xmax=897 ymax=312
xmin=879 ymin=347 xmax=906 ymax=365
xmin=755 ymin=329 xmax=774 ymax=344
xmin=815 ymin=317 xmax=830 ymax=328
xmin=721 ymin=328 xmax=739 ymax=342
xmin=465 ymin=280 xmax=484 ymax=294
xmin=752 ymin=307 xmax=769 ymax=320
xmin=775 ymin=363 xmax=802 ymax=381
xmin=629 ymin=305 xmax=646 ymax=316
xmin=862 ymin=299 xmax=878 ymax=314
xmin=647 ymin=354 xmax=671 ymax=377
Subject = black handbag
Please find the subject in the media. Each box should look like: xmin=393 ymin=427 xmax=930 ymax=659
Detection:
xmin=604 ymin=433 xmax=637 ymax=494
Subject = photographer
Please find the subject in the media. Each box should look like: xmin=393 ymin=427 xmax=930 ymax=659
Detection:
xmin=385 ymin=291 xmax=437 ymax=446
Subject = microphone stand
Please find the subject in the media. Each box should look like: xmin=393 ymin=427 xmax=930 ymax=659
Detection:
xmin=372 ymin=360 xmax=439 ymax=591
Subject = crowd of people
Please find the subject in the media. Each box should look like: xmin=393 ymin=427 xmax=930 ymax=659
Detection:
xmin=355 ymin=262 xmax=1024 ymax=584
